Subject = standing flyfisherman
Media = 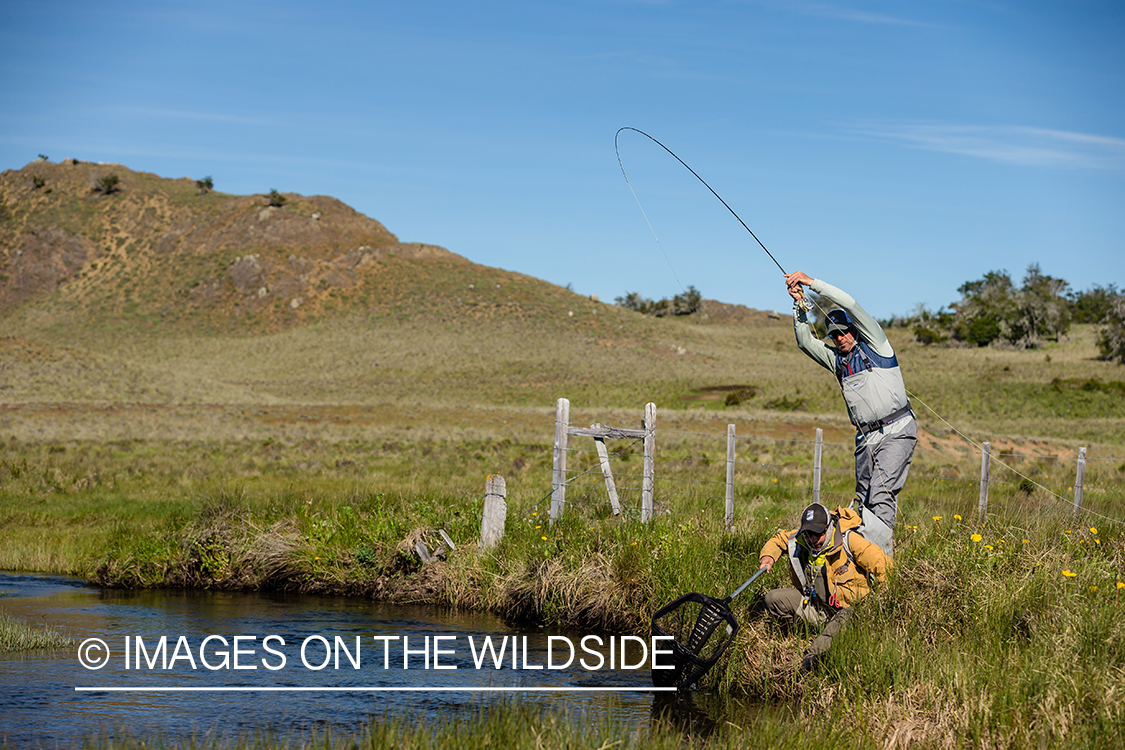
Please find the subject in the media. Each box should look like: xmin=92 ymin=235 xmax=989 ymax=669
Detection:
xmin=784 ymin=272 xmax=916 ymax=538
xmin=758 ymin=502 xmax=892 ymax=672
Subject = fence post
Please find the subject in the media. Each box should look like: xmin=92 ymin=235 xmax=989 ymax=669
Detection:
xmin=642 ymin=402 xmax=656 ymax=523
xmin=594 ymin=434 xmax=622 ymax=516
xmin=812 ymin=428 xmax=823 ymax=506
xmin=977 ymin=441 xmax=991 ymax=518
xmin=551 ymin=398 xmax=570 ymax=525
xmin=480 ymin=474 xmax=507 ymax=550
xmin=725 ymin=424 xmax=736 ymax=529
xmin=1073 ymin=447 xmax=1087 ymax=516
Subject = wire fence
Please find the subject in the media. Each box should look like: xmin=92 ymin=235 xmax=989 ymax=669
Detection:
xmin=544 ymin=400 xmax=1125 ymax=530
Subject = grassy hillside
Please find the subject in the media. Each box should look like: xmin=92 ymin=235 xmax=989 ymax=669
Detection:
xmin=4 ymin=157 xmax=1124 ymax=448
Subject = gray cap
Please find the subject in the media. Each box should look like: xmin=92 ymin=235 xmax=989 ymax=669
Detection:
xmin=798 ymin=503 xmax=830 ymax=536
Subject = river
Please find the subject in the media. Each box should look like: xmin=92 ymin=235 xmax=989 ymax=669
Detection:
xmin=0 ymin=571 xmax=747 ymax=747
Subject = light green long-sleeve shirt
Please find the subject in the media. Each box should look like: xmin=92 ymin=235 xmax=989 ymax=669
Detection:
xmin=792 ymin=278 xmax=894 ymax=372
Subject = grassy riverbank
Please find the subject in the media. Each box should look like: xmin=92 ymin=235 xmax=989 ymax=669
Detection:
xmin=5 ymin=431 xmax=1125 ymax=745
xmin=79 ymin=506 xmax=1125 ymax=748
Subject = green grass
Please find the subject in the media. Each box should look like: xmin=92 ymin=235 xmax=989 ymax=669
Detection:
xmin=0 ymin=610 xmax=72 ymax=651
xmin=1 ymin=386 xmax=1123 ymax=748
xmin=74 ymin=501 xmax=1125 ymax=749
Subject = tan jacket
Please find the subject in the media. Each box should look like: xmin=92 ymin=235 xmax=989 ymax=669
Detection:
xmin=759 ymin=506 xmax=892 ymax=608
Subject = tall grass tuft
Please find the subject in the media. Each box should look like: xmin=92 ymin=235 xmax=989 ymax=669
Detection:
xmin=0 ymin=611 xmax=72 ymax=652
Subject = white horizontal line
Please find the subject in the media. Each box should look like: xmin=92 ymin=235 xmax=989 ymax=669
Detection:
xmin=75 ymin=686 xmax=677 ymax=693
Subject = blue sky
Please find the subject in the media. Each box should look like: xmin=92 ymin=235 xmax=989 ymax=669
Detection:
xmin=2 ymin=1 xmax=1122 ymax=319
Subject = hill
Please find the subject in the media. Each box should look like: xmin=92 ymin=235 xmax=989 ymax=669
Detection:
xmin=0 ymin=158 xmax=470 ymax=332
xmin=1 ymin=158 xmax=1124 ymax=451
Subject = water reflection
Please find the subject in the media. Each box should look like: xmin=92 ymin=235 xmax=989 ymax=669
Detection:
xmin=651 ymin=691 xmax=721 ymax=738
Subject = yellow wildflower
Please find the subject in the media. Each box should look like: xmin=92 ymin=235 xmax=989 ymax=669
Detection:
xmin=541 ymin=536 xmax=547 ymax=541
xmin=1090 ymin=527 xmax=1098 ymax=535
xmin=984 ymin=545 xmax=994 ymax=551
xmin=1062 ymin=570 xmax=1077 ymax=578
xmin=1022 ymin=539 xmax=1029 ymax=544
xmin=532 ymin=512 xmax=538 ymax=516
xmin=954 ymin=514 xmax=962 ymax=521
xmin=971 ymin=534 xmax=982 ymax=543
xmin=932 ymin=516 xmax=943 ymax=521
xmin=1116 ymin=582 xmax=1125 ymax=590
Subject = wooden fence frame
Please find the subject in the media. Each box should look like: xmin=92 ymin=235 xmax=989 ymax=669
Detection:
xmin=550 ymin=398 xmax=656 ymax=524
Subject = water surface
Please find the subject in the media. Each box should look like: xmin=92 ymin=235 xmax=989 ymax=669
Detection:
xmin=0 ymin=572 xmax=711 ymax=746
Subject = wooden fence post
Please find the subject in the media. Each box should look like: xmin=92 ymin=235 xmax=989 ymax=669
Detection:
xmin=551 ymin=398 xmax=570 ymax=525
xmin=1073 ymin=447 xmax=1087 ymax=516
xmin=978 ymin=441 xmax=991 ymax=518
xmin=593 ymin=431 xmax=622 ymax=516
xmin=725 ymin=424 xmax=736 ymax=529
xmin=480 ymin=474 xmax=507 ymax=550
xmin=812 ymin=428 xmax=823 ymax=506
xmin=642 ymin=402 xmax=656 ymax=523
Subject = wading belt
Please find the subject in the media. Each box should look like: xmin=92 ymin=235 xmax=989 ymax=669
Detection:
xmin=857 ymin=403 xmax=913 ymax=434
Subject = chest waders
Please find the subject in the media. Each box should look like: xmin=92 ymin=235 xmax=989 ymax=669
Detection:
xmin=833 ymin=335 xmax=913 ymax=544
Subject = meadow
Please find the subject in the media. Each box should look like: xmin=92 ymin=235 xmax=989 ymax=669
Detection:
xmin=3 ymin=295 xmax=1125 ymax=746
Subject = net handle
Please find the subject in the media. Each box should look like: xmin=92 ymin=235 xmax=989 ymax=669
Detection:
xmin=723 ymin=566 xmax=767 ymax=605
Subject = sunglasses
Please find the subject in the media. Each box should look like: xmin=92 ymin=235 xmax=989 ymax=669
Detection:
xmin=801 ymin=529 xmax=825 ymax=543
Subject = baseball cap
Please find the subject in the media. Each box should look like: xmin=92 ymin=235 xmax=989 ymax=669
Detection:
xmin=798 ymin=503 xmax=830 ymax=536
xmin=825 ymin=309 xmax=854 ymax=337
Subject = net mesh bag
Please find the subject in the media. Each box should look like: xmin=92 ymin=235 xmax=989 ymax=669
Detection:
xmin=650 ymin=592 xmax=740 ymax=689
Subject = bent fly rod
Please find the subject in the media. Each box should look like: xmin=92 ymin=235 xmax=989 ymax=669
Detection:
xmin=615 ymin=126 xmax=790 ymax=277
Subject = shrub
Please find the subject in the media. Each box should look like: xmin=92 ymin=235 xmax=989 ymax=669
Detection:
xmin=195 ymin=176 xmax=213 ymax=195
xmin=913 ymin=324 xmax=947 ymax=346
xmin=265 ymin=189 xmax=286 ymax=207
xmin=91 ymin=174 xmax=120 ymax=196
xmin=615 ymin=285 xmax=702 ymax=317
xmin=764 ymin=394 xmax=806 ymax=411
xmin=1073 ymin=284 xmax=1120 ymax=324
xmin=1096 ymin=294 xmax=1125 ymax=365
xmin=31 ymin=175 xmax=46 ymax=190
xmin=724 ymin=386 xmax=757 ymax=407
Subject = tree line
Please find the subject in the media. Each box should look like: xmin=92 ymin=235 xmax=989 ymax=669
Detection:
xmin=882 ymin=264 xmax=1125 ymax=364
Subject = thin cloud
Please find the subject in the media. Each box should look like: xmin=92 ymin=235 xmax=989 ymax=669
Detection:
xmin=850 ymin=121 xmax=1125 ymax=170
xmin=799 ymin=3 xmax=927 ymax=27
